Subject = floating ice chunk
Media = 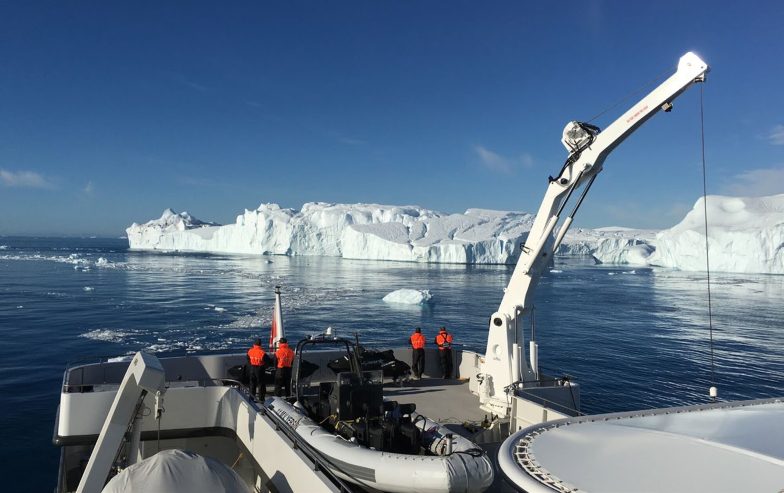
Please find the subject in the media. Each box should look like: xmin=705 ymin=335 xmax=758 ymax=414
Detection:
xmin=383 ymin=288 xmax=433 ymax=305
xmin=214 ymin=306 xmax=226 ymax=312
xmin=0 ymin=245 xmax=8 ymax=250
xmin=96 ymin=257 xmax=109 ymax=266
xmin=107 ymin=355 xmax=133 ymax=363
xmin=81 ymin=329 xmax=132 ymax=342
xmin=83 ymin=286 xmax=94 ymax=292
xmin=16 ymin=305 xmax=23 ymax=309
xmin=549 ymin=269 xmax=563 ymax=273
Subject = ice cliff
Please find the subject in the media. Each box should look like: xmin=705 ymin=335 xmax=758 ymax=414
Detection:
xmin=127 ymin=204 xmax=536 ymax=264
xmin=127 ymin=195 xmax=784 ymax=274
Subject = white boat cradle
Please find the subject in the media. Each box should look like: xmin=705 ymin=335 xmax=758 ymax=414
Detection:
xmin=267 ymin=397 xmax=494 ymax=493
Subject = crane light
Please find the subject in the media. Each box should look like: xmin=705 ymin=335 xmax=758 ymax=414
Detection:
xmin=561 ymin=121 xmax=600 ymax=154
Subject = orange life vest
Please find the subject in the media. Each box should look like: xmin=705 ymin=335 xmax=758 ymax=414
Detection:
xmin=410 ymin=333 xmax=426 ymax=349
xmin=275 ymin=343 xmax=295 ymax=368
xmin=435 ymin=331 xmax=453 ymax=350
xmin=247 ymin=345 xmax=266 ymax=366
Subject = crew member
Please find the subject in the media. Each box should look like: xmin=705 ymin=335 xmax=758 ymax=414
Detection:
xmin=274 ymin=338 xmax=295 ymax=397
xmin=409 ymin=327 xmax=426 ymax=379
xmin=435 ymin=326 xmax=454 ymax=379
xmin=247 ymin=338 xmax=267 ymax=400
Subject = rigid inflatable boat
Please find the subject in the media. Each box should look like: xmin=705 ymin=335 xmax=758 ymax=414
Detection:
xmin=266 ymin=334 xmax=494 ymax=493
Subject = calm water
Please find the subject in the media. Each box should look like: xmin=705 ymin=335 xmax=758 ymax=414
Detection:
xmin=1 ymin=237 xmax=783 ymax=492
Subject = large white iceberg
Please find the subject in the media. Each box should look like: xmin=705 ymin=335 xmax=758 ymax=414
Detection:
xmin=126 ymin=196 xmax=784 ymax=274
xmin=127 ymin=203 xmax=539 ymax=264
xmin=649 ymin=194 xmax=784 ymax=274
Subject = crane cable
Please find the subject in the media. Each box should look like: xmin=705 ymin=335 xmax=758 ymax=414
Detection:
xmin=586 ymin=65 xmax=673 ymax=125
xmin=699 ymin=84 xmax=717 ymax=400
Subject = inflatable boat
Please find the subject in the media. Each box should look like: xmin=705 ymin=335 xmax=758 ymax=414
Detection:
xmin=266 ymin=334 xmax=494 ymax=493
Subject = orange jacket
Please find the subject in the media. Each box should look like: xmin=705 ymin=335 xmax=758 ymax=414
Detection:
xmin=410 ymin=332 xmax=426 ymax=349
xmin=275 ymin=343 xmax=295 ymax=368
xmin=247 ymin=345 xmax=266 ymax=366
xmin=435 ymin=330 xmax=453 ymax=350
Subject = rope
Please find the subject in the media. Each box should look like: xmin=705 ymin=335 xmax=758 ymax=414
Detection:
xmin=586 ymin=65 xmax=674 ymax=124
xmin=699 ymin=84 xmax=717 ymax=398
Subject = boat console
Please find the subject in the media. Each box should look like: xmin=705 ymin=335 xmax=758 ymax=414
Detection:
xmin=293 ymin=335 xmax=421 ymax=454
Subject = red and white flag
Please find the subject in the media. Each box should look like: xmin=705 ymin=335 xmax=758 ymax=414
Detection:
xmin=269 ymin=286 xmax=285 ymax=350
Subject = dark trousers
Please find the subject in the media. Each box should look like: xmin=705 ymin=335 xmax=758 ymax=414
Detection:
xmin=439 ymin=349 xmax=453 ymax=379
xmin=249 ymin=365 xmax=265 ymax=399
xmin=412 ymin=348 xmax=425 ymax=378
xmin=275 ymin=367 xmax=292 ymax=397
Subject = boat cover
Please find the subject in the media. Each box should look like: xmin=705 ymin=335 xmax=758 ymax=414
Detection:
xmin=499 ymin=398 xmax=784 ymax=493
xmin=102 ymin=449 xmax=250 ymax=493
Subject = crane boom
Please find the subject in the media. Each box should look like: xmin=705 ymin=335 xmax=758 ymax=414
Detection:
xmin=478 ymin=52 xmax=709 ymax=417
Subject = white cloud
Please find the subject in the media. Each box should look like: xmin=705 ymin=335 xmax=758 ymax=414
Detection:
xmin=725 ymin=166 xmax=784 ymax=196
xmin=519 ymin=152 xmax=535 ymax=169
xmin=767 ymin=125 xmax=784 ymax=145
xmin=474 ymin=146 xmax=535 ymax=173
xmin=0 ymin=169 xmax=54 ymax=188
xmin=83 ymin=181 xmax=94 ymax=194
xmin=474 ymin=145 xmax=512 ymax=174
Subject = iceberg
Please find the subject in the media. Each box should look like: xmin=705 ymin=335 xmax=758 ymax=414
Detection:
xmin=649 ymin=194 xmax=784 ymax=274
xmin=383 ymin=289 xmax=433 ymax=305
xmin=126 ymin=195 xmax=783 ymax=274
xmin=127 ymin=203 xmax=537 ymax=264
xmin=558 ymin=227 xmax=657 ymax=265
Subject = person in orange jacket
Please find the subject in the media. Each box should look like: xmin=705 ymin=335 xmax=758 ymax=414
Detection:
xmin=247 ymin=338 xmax=267 ymax=400
xmin=434 ymin=327 xmax=454 ymax=379
xmin=274 ymin=338 xmax=295 ymax=397
xmin=409 ymin=327 xmax=426 ymax=379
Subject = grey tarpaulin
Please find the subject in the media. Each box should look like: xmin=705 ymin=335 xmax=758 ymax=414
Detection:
xmin=102 ymin=449 xmax=251 ymax=493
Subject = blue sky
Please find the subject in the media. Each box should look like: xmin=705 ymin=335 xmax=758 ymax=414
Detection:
xmin=1 ymin=1 xmax=782 ymax=236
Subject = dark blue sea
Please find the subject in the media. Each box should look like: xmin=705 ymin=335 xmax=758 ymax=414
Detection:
xmin=1 ymin=237 xmax=783 ymax=492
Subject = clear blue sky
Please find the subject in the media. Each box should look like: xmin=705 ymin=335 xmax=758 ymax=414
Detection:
xmin=1 ymin=1 xmax=782 ymax=236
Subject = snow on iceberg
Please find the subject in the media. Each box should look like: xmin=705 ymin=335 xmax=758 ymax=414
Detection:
xmin=649 ymin=194 xmax=784 ymax=274
xmin=383 ymin=289 xmax=433 ymax=305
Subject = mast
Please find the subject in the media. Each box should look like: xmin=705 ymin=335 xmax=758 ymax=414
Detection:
xmin=269 ymin=286 xmax=285 ymax=350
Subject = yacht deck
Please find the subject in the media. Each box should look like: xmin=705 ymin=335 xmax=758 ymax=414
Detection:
xmin=385 ymin=378 xmax=488 ymax=426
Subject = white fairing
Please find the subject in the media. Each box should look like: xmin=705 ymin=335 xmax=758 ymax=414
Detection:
xmin=498 ymin=398 xmax=784 ymax=493
xmin=102 ymin=450 xmax=250 ymax=493
xmin=267 ymin=397 xmax=494 ymax=493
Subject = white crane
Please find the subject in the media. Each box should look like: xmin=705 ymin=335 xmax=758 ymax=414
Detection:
xmin=478 ymin=52 xmax=710 ymax=417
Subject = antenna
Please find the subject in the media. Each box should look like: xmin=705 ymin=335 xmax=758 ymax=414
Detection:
xmin=699 ymin=84 xmax=717 ymax=401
